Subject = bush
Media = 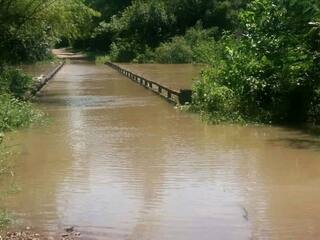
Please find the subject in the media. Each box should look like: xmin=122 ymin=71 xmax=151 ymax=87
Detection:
xmin=95 ymin=55 xmax=111 ymax=64
xmin=192 ymin=68 xmax=241 ymax=123
xmin=109 ymin=39 xmax=142 ymax=62
xmin=192 ymin=0 xmax=320 ymax=124
xmin=155 ymin=37 xmax=193 ymax=63
xmin=151 ymin=25 xmax=216 ymax=64
xmin=0 ymin=94 xmax=44 ymax=133
xmin=0 ymin=66 xmax=32 ymax=99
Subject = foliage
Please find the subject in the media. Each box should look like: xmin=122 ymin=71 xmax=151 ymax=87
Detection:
xmin=0 ymin=67 xmax=44 ymax=135
xmin=0 ymin=94 xmax=44 ymax=133
xmin=78 ymin=0 xmax=248 ymax=53
xmin=164 ymin=0 xmax=249 ymax=33
xmin=0 ymin=0 xmax=99 ymax=64
xmin=152 ymin=25 xmax=216 ymax=63
xmin=0 ymin=66 xmax=32 ymax=99
xmin=85 ymin=0 xmax=132 ymax=19
xmin=95 ymin=55 xmax=111 ymax=64
xmin=155 ymin=37 xmax=193 ymax=63
xmin=192 ymin=68 xmax=241 ymax=123
xmin=192 ymin=0 xmax=320 ymax=124
xmin=109 ymin=39 xmax=143 ymax=62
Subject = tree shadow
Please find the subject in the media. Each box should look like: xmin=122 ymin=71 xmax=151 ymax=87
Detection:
xmin=267 ymin=124 xmax=320 ymax=151
xmin=268 ymin=137 xmax=320 ymax=151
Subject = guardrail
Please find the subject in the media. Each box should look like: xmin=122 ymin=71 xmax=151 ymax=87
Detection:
xmin=25 ymin=61 xmax=65 ymax=99
xmin=106 ymin=62 xmax=192 ymax=105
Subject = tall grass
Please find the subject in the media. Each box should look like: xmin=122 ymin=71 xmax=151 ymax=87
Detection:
xmin=0 ymin=94 xmax=44 ymax=133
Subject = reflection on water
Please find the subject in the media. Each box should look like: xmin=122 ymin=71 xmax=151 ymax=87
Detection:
xmin=2 ymin=61 xmax=320 ymax=239
xmin=19 ymin=62 xmax=60 ymax=77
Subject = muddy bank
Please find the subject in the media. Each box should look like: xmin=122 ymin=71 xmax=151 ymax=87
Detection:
xmin=1 ymin=227 xmax=80 ymax=240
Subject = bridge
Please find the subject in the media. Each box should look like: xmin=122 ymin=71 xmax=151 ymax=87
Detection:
xmin=106 ymin=62 xmax=192 ymax=105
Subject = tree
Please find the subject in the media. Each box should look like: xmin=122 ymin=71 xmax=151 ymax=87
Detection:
xmin=0 ymin=0 xmax=98 ymax=63
xmin=192 ymin=0 xmax=320 ymax=123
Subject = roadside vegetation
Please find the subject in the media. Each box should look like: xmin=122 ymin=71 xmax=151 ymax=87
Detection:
xmin=0 ymin=0 xmax=319 ymax=234
xmin=0 ymin=0 xmax=98 ymax=228
xmin=0 ymin=0 xmax=98 ymax=145
xmin=74 ymin=0 xmax=320 ymax=125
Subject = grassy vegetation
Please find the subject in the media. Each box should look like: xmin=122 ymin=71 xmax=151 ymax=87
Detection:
xmin=0 ymin=94 xmax=44 ymax=133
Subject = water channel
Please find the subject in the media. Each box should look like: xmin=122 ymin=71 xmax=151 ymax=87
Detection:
xmin=2 ymin=60 xmax=320 ymax=239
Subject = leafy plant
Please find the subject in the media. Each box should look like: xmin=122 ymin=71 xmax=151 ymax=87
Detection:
xmin=0 ymin=94 xmax=44 ymax=133
xmin=192 ymin=0 xmax=320 ymax=123
xmin=155 ymin=37 xmax=193 ymax=63
xmin=0 ymin=66 xmax=32 ymax=99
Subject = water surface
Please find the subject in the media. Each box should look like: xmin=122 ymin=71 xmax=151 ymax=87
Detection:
xmin=2 ymin=61 xmax=320 ymax=240
xmin=118 ymin=64 xmax=203 ymax=90
xmin=19 ymin=62 xmax=60 ymax=77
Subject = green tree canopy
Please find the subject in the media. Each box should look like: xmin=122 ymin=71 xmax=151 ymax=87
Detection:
xmin=0 ymin=0 xmax=99 ymax=63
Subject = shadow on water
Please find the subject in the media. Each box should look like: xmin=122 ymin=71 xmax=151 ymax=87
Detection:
xmin=268 ymin=138 xmax=320 ymax=151
xmin=267 ymin=124 xmax=320 ymax=151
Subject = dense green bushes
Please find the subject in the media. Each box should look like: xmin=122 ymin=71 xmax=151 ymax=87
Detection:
xmin=192 ymin=0 xmax=320 ymax=124
xmin=0 ymin=94 xmax=44 ymax=132
xmin=155 ymin=37 xmax=193 ymax=63
xmin=106 ymin=25 xmax=217 ymax=64
xmin=73 ymin=0 xmax=320 ymax=124
xmin=0 ymin=66 xmax=32 ymax=99
xmin=79 ymin=0 xmax=248 ymax=59
xmin=0 ymin=66 xmax=44 ymax=132
xmin=0 ymin=0 xmax=98 ymax=64
xmin=0 ymin=0 xmax=97 ymax=133
xmin=153 ymin=25 xmax=216 ymax=63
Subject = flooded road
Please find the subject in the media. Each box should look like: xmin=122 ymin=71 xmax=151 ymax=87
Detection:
xmin=2 ymin=61 xmax=320 ymax=239
xmin=19 ymin=62 xmax=60 ymax=77
xmin=118 ymin=64 xmax=203 ymax=90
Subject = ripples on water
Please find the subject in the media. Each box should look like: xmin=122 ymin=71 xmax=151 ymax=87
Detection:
xmin=2 ymin=61 xmax=320 ymax=240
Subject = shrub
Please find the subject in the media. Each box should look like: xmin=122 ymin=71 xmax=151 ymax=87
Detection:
xmin=192 ymin=0 xmax=320 ymax=124
xmin=192 ymin=67 xmax=241 ymax=123
xmin=0 ymin=94 xmax=44 ymax=133
xmin=155 ymin=37 xmax=193 ymax=63
xmin=0 ymin=66 xmax=32 ymax=99
xmin=151 ymin=25 xmax=216 ymax=64
xmin=95 ymin=55 xmax=111 ymax=64
xmin=109 ymin=39 xmax=142 ymax=62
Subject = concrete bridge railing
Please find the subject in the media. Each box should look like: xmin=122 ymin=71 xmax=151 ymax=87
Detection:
xmin=106 ymin=62 xmax=192 ymax=105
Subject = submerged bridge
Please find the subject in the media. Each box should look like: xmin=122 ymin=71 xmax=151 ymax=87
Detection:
xmin=39 ymin=49 xmax=196 ymax=105
xmin=106 ymin=62 xmax=193 ymax=105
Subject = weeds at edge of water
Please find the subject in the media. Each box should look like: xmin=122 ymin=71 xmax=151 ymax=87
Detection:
xmin=95 ymin=55 xmax=110 ymax=64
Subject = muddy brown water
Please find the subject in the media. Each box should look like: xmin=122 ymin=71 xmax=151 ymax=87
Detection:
xmin=1 ymin=61 xmax=320 ymax=240
xmin=118 ymin=64 xmax=203 ymax=90
xmin=19 ymin=62 xmax=60 ymax=77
